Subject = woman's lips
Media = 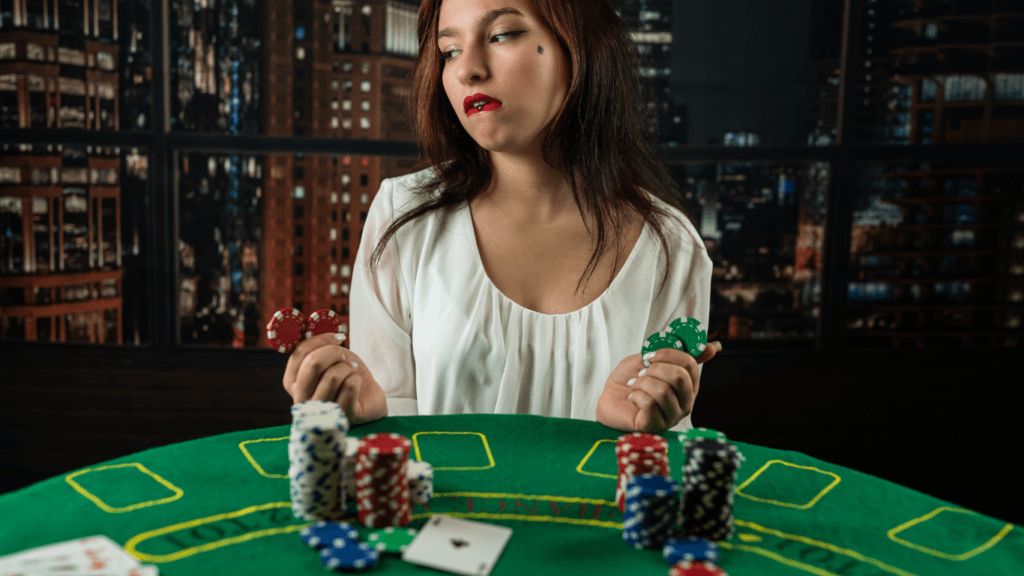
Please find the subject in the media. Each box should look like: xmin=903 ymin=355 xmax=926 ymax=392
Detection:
xmin=466 ymin=102 xmax=502 ymax=117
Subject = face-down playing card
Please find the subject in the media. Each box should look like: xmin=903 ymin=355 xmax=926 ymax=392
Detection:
xmin=401 ymin=515 xmax=513 ymax=576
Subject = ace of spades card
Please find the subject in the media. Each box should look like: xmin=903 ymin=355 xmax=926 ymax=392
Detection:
xmin=401 ymin=515 xmax=513 ymax=576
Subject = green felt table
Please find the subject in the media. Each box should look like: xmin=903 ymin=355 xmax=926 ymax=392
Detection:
xmin=1 ymin=414 xmax=1021 ymax=575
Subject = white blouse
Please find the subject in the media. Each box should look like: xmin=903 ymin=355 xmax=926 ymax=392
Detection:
xmin=349 ymin=168 xmax=713 ymax=433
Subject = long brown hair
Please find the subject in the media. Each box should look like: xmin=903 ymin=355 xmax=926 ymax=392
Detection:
xmin=370 ymin=0 xmax=697 ymax=298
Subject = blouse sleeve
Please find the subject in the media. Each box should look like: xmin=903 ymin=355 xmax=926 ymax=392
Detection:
xmin=666 ymin=222 xmax=714 ymax=433
xmin=349 ymin=177 xmax=418 ymax=416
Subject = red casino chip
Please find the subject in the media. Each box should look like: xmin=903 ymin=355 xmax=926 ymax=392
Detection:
xmin=266 ymin=308 xmax=306 ymax=353
xmin=355 ymin=434 xmax=413 ymax=529
xmin=669 ymin=561 xmax=729 ymax=575
xmin=306 ymin=308 xmax=346 ymax=341
xmin=615 ymin=433 xmax=670 ymax=512
xmin=616 ymin=433 xmax=669 ymax=456
xmin=616 ymin=458 xmax=670 ymax=512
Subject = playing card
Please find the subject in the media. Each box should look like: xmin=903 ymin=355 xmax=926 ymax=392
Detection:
xmin=401 ymin=515 xmax=512 ymax=576
xmin=0 ymin=535 xmax=144 ymax=576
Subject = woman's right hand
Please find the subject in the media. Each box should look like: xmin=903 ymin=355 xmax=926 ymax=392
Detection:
xmin=282 ymin=332 xmax=388 ymax=425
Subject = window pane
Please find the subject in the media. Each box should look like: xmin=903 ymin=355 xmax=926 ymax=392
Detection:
xmin=168 ymin=0 xmax=415 ymax=138
xmin=850 ymin=2 xmax=1024 ymax=146
xmin=665 ymin=1 xmax=843 ymax=147
xmin=0 ymin=0 xmax=152 ymax=132
xmin=176 ymin=152 xmax=418 ymax=348
xmin=847 ymin=160 xmax=1024 ymax=350
xmin=675 ymin=161 xmax=826 ymax=348
xmin=169 ymin=0 xmax=263 ymax=134
xmin=0 ymin=143 xmax=151 ymax=345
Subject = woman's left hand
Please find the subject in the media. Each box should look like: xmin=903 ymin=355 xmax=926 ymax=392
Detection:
xmin=596 ymin=341 xmax=721 ymax=434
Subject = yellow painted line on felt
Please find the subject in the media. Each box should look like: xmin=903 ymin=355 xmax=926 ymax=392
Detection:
xmin=238 ymin=436 xmax=289 ymax=479
xmin=735 ymin=519 xmax=920 ymax=576
xmin=716 ymin=540 xmax=850 ymax=576
xmin=411 ymin=431 xmax=496 ymax=470
xmin=124 ymin=502 xmax=305 ymax=563
xmin=576 ymin=439 xmax=617 ymax=479
xmin=887 ymin=506 xmax=1016 ymax=561
xmin=735 ymin=459 xmax=841 ymax=509
xmin=412 ymin=512 xmax=622 ymax=530
xmin=65 ymin=463 xmax=184 ymax=513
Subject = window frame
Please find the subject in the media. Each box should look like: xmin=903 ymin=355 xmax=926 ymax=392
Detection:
xmin=2 ymin=0 xmax=1022 ymax=368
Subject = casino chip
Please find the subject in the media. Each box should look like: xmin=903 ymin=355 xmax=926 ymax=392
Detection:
xmin=678 ymin=437 xmax=746 ymax=542
xmin=366 ymin=527 xmax=418 ymax=553
xmin=406 ymin=460 xmax=434 ymax=505
xmin=622 ymin=473 xmax=679 ymax=550
xmin=668 ymin=317 xmax=708 ymax=360
xmin=355 ymin=433 xmax=413 ymax=529
xmin=615 ymin=433 xmax=670 ymax=512
xmin=267 ymin=308 xmax=306 ymax=353
xmin=682 ymin=428 xmax=728 ymax=442
xmin=342 ymin=436 xmax=360 ymax=501
xmin=669 ymin=561 xmax=729 ymax=576
xmin=300 ymin=521 xmax=360 ymax=549
xmin=320 ymin=541 xmax=379 ymax=571
xmin=641 ymin=331 xmax=685 ymax=368
xmin=289 ymin=402 xmax=349 ymax=521
xmin=663 ymin=536 xmax=719 ymax=564
xmin=306 ymin=308 xmax=346 ymax=340
xmin=678 ymin=428 xmax=728 ymax=468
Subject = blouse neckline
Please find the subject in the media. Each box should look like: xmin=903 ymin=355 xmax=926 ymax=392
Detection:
xmin=464 ymin=200 xmax=649 ymax=317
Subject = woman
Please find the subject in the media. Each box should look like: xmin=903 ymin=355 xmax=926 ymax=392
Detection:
xmin=282 ymin=0 xmax=720 ymax=433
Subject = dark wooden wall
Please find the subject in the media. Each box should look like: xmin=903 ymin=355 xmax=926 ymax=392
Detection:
xmin=1 ymin=349 xmax=1020 ymax=525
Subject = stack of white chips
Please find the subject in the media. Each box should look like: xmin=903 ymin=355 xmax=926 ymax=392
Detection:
xmin=342 ymin=436 xmax=359 ymax=500
xmin=407 ymin=460 xmax=434 ymax=505
xmin=288 ymin=401 xmax=349 ymax=521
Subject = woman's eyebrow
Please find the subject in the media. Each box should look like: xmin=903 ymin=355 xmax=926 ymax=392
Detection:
xmin=437 ymin=7 xmax=524 ymax=40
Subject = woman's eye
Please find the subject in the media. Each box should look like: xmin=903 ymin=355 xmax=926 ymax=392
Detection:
xmin=441 ymin=31 xmax=523 ymax=62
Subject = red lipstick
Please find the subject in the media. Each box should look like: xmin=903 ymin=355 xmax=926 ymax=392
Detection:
xmin=464 ymin=93 xmax=502 ymax=116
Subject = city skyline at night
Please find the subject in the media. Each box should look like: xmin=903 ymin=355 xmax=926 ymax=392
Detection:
xmin=2 ymin=0 xmax=1022 ymax=351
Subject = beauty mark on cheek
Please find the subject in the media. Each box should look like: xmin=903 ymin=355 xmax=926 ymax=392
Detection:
xmin=538 ymin=46 xmax=543 ymax=55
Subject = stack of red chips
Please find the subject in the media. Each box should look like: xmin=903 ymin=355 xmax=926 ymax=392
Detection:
xmin=354 ymin=433 xmax=413 ymax=529
xmin=615 ymin=433 xmax=671 ymax=512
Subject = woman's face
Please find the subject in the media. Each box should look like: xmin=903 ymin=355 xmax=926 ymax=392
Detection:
xmin=437 ymin=0 xmax=570 ymax=158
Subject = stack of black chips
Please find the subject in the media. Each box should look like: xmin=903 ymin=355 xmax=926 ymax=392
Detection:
xmin=678 ymin=437 xmax=746 ymax=541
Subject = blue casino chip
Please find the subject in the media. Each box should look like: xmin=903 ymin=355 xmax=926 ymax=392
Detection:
xmin=663 ymin=535 xmax=719 ymax=564
xmin=320 ymin=541 xmax=380 ymax=570
xmin=300 ymin=521 xmax=360 ymax=548
xmin=622 ymin=474 xmax=679 ymax=550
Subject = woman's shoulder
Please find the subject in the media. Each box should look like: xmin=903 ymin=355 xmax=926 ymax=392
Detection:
xmin=371 ymin=167 xmax=461 ymax=250
xmin=380 ymin=167 xmax=444 ymax=214
xmin=640 ymin=188 xmax=706 ymax=256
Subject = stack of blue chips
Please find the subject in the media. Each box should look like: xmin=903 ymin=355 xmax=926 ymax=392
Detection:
xmin=622 ymin=473 xmax=680 ymax=550
xmin=299 ymin=521 xmax=380 ymax=571
xmin=663 ymin=535 xmax=719 ymax=564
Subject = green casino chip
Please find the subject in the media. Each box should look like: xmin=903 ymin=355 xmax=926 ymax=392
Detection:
xmin=669 ymin=317 xmax=708 ymax=360
xmin=366 ymin=526 xmax=418 ymax=553
xmin=641 ymin=331 xmax=685 ymax=367
xmin=679 ymin=427 xmax=729 ymax=467
xmin=683 ymin=427 xmax=727 ymax=443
